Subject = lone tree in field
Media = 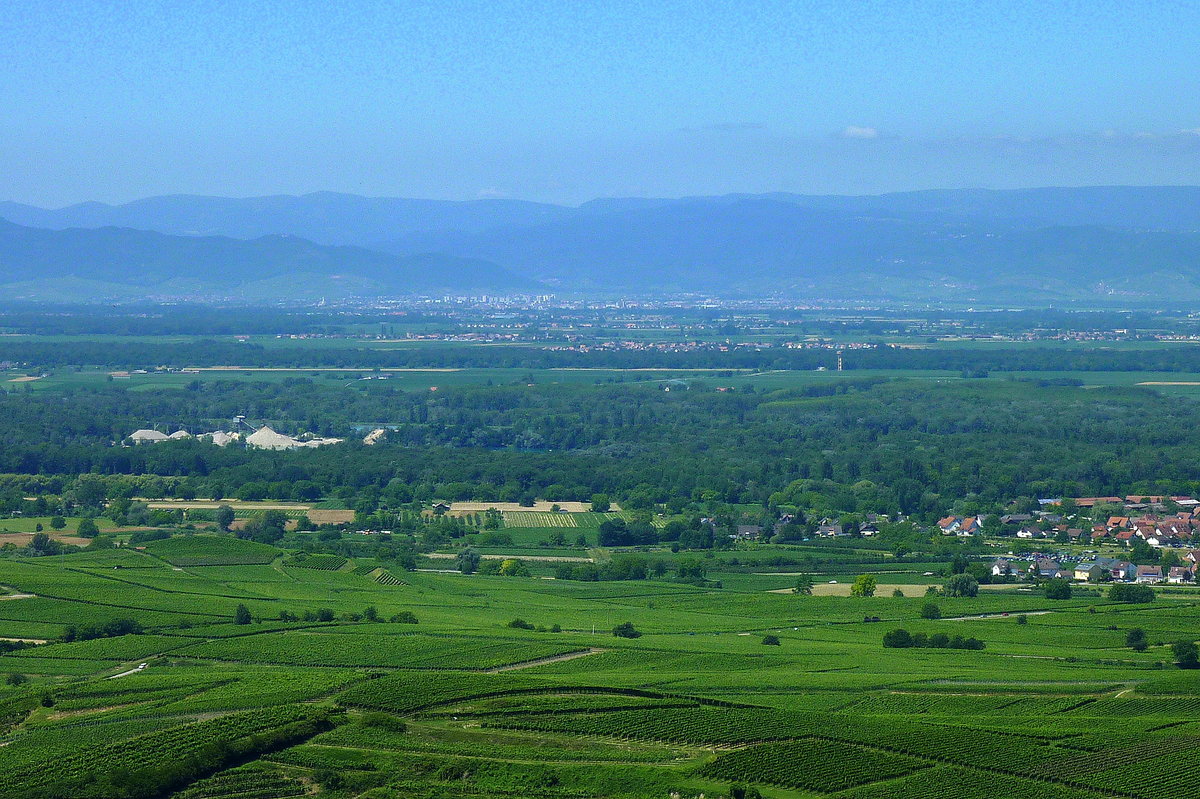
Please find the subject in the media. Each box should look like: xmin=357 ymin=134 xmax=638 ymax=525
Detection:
xmin=850 ymin=575 xmax=877 ymax=597
xmin=234 ymin=604 xmax=252 ymax=625
xmin=1044 ymin=578 xmax=1073 ymax=600
xmin=1173 ymin=640 xmax=1199 ymax=669
xmin=457 ymin=547 xmax=481 ymax=575
xmin=943 ymin=573 xmax=979 ymax=598
xmin=762 ymin=634 xmax=781 ymax=646
xmin=49 ymin=516 xmax=66 ymax=530
xmin=793 ymin=575 xmax=814 ymax=595
xmin=590 ymin=494 xmax=611 ymax=513
xmin=215 ymin=504 xmax=235 ymax=531
xmin=1126 ymin=628 xmax=1148 ymax=652
xmin=612 ymin=621 xmax=641 ymax=638
xmin=76 ymin=518 xmax=99 ymax=538
xmin=920 ymin=602 xmax=941 ymax=620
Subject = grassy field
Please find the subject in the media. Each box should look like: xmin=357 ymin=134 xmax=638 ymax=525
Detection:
xmin=0 ymin=533 xmax=1193 ymax=798
xmin=18 ymin=363 xmax=1200 ymax=402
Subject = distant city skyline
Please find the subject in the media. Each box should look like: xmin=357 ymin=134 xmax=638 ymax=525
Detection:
xmin=3 ymin=0 xmax=1199 ymax=207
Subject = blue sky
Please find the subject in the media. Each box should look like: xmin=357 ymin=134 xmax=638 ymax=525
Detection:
xmin=3 ymin=0 xmax=1199 ymax=205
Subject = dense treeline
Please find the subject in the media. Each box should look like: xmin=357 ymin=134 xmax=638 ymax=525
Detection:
xmin=1 ymin=378 xmax=1200 ymax=519
xmin=6 ymin=339 xmax=1200 ymax=372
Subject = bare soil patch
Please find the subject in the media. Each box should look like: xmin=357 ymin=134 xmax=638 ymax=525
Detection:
xmin=0 ymin=533 xmax=89 ymax=547
xmin=306 ymin=509 xmax=355 ymax=524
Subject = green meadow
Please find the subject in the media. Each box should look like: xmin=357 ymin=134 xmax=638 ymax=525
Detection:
xmin=0 ymin=533 xmax=1196 ymax=798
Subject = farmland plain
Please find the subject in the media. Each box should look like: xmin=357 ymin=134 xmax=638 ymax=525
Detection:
xmin=0 ymin=530 xmax=1197 ymax=799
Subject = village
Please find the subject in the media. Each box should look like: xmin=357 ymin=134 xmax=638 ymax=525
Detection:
xmin=725 ymin=493 xmax=1200 ymax=588
xmin=930 ymin=494 xmax=1200 ymax=586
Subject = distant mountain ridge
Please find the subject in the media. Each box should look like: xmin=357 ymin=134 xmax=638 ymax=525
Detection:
xmin=6 ymin=186 xmax=1200 ymax=245
xmin=0 ymin=218 xmax=530 ymax=301
xmin=4 ymin=186 xmax=1200 ymax=301
xmin=0 ymin=192 xmax=573 ymax=246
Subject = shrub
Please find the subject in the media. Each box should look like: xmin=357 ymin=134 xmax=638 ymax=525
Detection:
xmin=1108 ymin=584 xmax=1155 ymax=603
xmin=850 ymin=575 xmax=877 ymax=597
xmin=885 ymin=628 xmax=984 ymax=650
xmin=943 ymin=573 xmax=979 ymax=597
xmin=762 ymin=634 xmax=781 ymax=646
xmin=508 ymin=618 xmax=535 ymax=630
xmin=1173 ymin=640 xmax=1199 ymax=669
xmin=1126 ymin=628 xmax=1148 ymax=652
xmin=1044 ymin=578 xmax=1072 ymax=600
xmin=62 ymin=617 xmax=143 ymax=642
xmin=920 ymin=602 xmax=941 ymax=620
xmin=456 ymin=547 xmax=481 ymax=574
xmin=360 ymin=712 xmax=407 ymax=732
xmin=390 ymin=611 xmax=418 ymax=624
xmin=612 ymin=621 xmax=642 ymax=638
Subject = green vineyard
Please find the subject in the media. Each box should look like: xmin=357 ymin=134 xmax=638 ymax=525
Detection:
xmin=0 ymin=528 xmax=1197 ymax=799
xmin=282 ymin=553 xmax=348 ymax=570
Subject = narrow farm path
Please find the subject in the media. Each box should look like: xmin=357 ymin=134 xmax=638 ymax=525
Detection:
xmin=942 ymin=610 xmax=1055 ymax=621
xmin=485 ymin=648 xmax=606 ymax=673
xmin=108 ymin=664 xmax=149 ymax=679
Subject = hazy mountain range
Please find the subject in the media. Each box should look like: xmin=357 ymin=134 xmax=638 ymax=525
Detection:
xmin=0 ymin=219 xmax=530 ymax=301
xmin=3 ymin=186 xmax=1200 ymax=302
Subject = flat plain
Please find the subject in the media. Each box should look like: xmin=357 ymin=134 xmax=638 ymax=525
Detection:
xmin=0 ymin=530 xmax=1197 ymax=799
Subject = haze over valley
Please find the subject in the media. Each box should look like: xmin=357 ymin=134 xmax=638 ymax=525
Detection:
xmin=5 ymin=186 xmax=1200 ymax=302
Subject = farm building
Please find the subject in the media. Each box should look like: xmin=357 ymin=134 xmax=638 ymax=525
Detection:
xmin=128 ymin=429 xmax=170 ymax=444
xmin=245 ymin=426 xmax=342 ymax=451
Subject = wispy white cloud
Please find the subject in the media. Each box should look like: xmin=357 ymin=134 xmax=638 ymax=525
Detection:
xmin=841 ymin=126 xmax=879 ymax=139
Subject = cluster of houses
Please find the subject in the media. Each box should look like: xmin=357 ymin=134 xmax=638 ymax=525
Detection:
xmin=732 ymin=513 xmax=884 ymax=541
xmin=1007 ymin=510 xmax=1200 ymax=548
xmin=937 ymin=515 xmax=983 ymax=536
xmin=939 ymin=496 xmax=1200 ymax=551
xmin=992 ymin=553 xmax=1197 ymax=585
